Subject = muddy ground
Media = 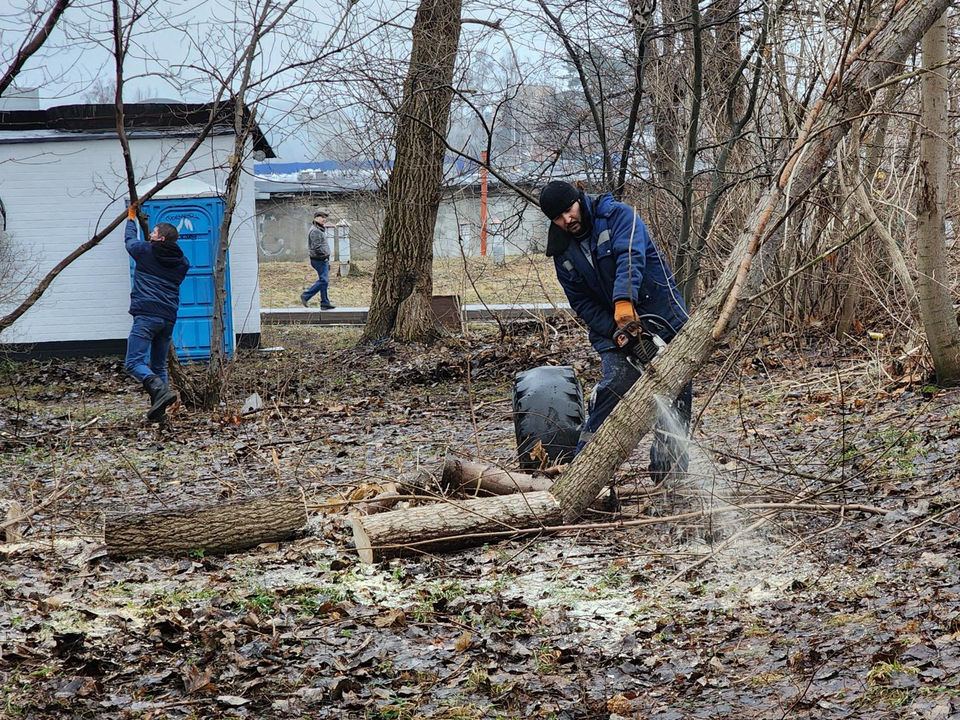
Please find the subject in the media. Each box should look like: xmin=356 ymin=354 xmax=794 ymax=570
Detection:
xmin=1 ymin=320 xmax=959 ymax=719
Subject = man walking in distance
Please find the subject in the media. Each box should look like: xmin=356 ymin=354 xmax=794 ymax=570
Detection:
xmin=123 ymin=204 xmax=190 ymax=423
xmin=301 ymin=210 xmax=336 ymax=309
xmin=538 ymin=180 xmax=691 ymax=482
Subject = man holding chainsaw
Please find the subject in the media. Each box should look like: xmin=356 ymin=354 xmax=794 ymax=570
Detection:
xmin=538 ymin=180 xmax=691 ymax=482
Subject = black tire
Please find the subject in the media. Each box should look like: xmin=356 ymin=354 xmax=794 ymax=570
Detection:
xmin=512 ymin=365 xmax=585 ymax=470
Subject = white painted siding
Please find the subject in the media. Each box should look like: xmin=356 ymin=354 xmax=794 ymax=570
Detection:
xmin=0 ymin=133 xmax=261 ymax=345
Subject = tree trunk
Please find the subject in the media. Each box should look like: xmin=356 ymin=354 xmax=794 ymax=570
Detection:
xmin=361 ymin=0 xmax=462 ymax=344
xmin=201 ymin=147 xmax=243 ymax=408
xmin=349 ymin=491 xmax=561 ymax=564
xmin=673 ymin=0 xmax=704 ymax=305
xmin=650 ymin=0 xmax=684 ymax=252
xmin=616 ymin=0 xmax=654 ymax=199
xmin=105 ymin=492 xmax=306 ymax=558
xmin=916 ymin=10 xmax=960 ymax=383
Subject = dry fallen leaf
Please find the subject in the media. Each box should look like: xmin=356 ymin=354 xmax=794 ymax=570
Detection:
xmin=373 ymin=607 xmax=406 ymax=628
xmin=181 ymin=664 xmax=216 ymax=695
xmin=453 ymin=632 xmax=472 ymax=652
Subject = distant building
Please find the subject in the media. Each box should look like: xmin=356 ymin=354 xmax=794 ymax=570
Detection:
xmin=253 ymin=164 xmax=545 ymax=263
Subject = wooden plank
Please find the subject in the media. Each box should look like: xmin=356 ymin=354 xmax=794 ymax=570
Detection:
xmin=431 ymin=295 xmax=461 ymax=331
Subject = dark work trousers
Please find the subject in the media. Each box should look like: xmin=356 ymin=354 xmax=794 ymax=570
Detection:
xmin=575 ymin=348 xmax=693 ymax=481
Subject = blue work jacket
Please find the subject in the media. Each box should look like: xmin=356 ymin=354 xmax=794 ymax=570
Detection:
xmin=549 ymin=193 xmax=688 ymax=353
xmin=125 ymin=220 xmax=190 ymax=323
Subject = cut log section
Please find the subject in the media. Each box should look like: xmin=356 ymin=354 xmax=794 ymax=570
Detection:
xmin=105 ymin=491 xmax=307 ymax=558
xmin=1 ymin=500 xmax=24 ymax=543
xmin=439 ymin=451 xmax=663 ymax=513
xmin=349 ymin=490 xmax=561 ymax=564
xmin=440 ymin=451 xmax=553 ymax=496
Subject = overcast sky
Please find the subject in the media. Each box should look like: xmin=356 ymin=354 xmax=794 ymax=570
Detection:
xmin=1 ymin=0 xmax=542 ymax=163
xmin=0 ymin=0 xmax=399 ymax=161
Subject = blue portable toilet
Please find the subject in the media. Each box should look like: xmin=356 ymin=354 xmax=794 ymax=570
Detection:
xmin=134 ymin=181 xmax=234 ymax=362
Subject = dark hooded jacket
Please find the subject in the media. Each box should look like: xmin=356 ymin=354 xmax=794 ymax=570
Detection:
xmin=124 ymin=219 xmax=190 ymax=323
xmin=547 ymin=193 xmax=688 ymax=353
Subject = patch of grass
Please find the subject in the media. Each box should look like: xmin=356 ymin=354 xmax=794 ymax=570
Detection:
xmin=146 ymin=586 xmax=216 ymax=608
xmin=860 ymin=660 xmax=920 ymax=708
xmin=872 ymin=428 xmax=923 ymax=477
xmin=866 ymin=659 xmax=919 ymax=684
xmin=742 ymin=621 xmax=771 ymax=638
xmin=412 ymin=580 xmax=466 ymax=621
xmin=436 ymin=704 xmax=488 ymax=720
xmin=258 ymin=256 xmax=565 ymax=309
xmin=840 ymin=573 xmax=881 ymax=599
xmin=824 ymin=611 xmax=875 ymax=629
xmin=534 ymin=643 xmax=561 ymax=674
xmin=367 ymin=701 xmax=414 ymax=720
xmin=860 ymin=686 xmax=913 ymax=708
xmin=749 ymin=671 xmax=785 ymax=687
xmin=465 ymin=665 xmax=489 ymax=692
xmin=260 ymin=324 xmax=363 ymax=352
xmin=248 ymin=589 xmax=278 ymax=614
xmin=599 ymin=562 xmax=627 ymax=590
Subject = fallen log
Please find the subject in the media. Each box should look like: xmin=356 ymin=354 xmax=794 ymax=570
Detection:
xmin=440 ymin=451 xmax=553 ymax=495
xmin=349 ymin=491 xmax=561 ymax=564
xmin=105 ymin=491 xmax=306 ymax=558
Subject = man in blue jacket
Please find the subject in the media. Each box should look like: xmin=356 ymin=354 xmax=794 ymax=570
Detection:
xmin=538 ymin=180 xmax=691 ymax=481
xmin=123 ymin=205 xmax=190 ymax=422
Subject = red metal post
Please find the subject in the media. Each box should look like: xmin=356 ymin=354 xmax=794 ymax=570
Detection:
xmin=480 ymin=151 xmax=488 ymax=257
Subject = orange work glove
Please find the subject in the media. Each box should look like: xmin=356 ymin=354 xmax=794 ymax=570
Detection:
xmin=127 ymin=205 xmax=137 ymax=221
xmin=614 ymin=300 xmax=636 ymax=329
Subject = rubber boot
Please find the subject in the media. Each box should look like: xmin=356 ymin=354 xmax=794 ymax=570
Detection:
xmin=143 ymin=376 xmax=177 ymax=422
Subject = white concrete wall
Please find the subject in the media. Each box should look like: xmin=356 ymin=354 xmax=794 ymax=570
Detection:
xmin=0 ymin=133 xmax=261 ymax=345
xmin=257 ymin=188 xmax=545 ymax=263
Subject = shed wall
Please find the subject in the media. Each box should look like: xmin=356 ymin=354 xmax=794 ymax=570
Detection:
xmin=0 ymin=134 xmax=260 ymax=347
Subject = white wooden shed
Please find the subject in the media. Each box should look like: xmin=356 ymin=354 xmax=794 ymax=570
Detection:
xmin=0 ymin=102 xmax=272 ymax=358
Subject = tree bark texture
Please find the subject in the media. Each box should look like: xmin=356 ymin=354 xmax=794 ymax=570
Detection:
xmin=649 ymin=0 xmax=683 ymax=253
xmin=105 ymin=492 xmax=306 ymax=558
xmin=349 ymin=491 xmax=561 ymax=564
xmin=361 ymin=0 xmax=462 ymax=344
xmin=551 ymin=0 xmax=952 ymax=521
xmin=916 ymin=10 xmax=960 ymax=383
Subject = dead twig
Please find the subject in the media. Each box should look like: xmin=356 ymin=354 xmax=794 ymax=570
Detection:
xmin=0 ymin=482 xmax=73 ymax=533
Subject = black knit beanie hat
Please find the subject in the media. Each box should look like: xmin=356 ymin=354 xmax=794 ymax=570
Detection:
xmin=538 ymin=181 xmax=580 ymax=220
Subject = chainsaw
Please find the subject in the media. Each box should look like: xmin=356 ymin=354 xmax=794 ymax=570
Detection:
xmin=613 ymin=314 xmax=671 ymax=369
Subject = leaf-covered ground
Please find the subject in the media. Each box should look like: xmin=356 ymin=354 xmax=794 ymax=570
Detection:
xmin=2 ymin=322 xmax=959 ymax=719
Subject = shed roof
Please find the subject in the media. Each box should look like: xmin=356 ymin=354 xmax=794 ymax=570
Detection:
xmin=0 ymin=101 xmax=275 ymax=158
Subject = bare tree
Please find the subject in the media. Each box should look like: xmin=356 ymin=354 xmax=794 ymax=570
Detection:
xmin=361 ymin=0 xmax=463 ymax=343
xmin=916 ymin=9 xmax=960 ymax=383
